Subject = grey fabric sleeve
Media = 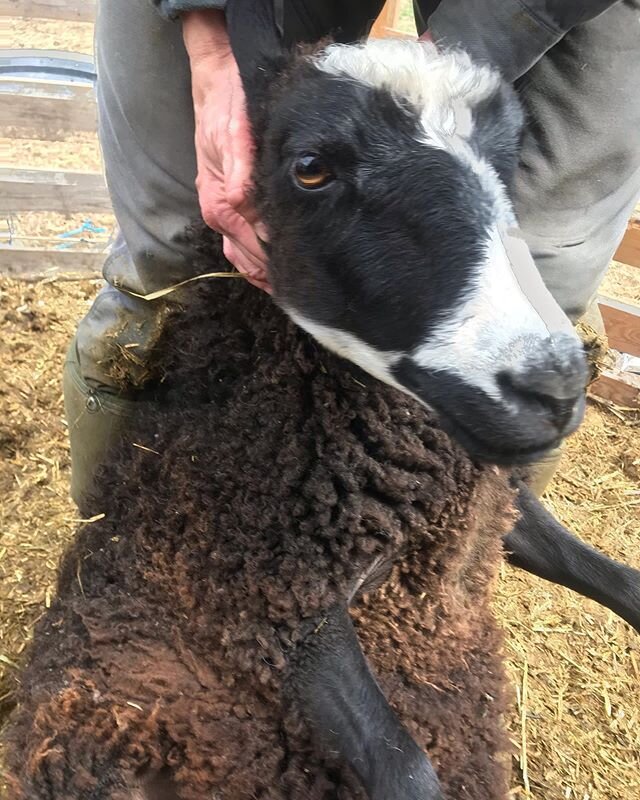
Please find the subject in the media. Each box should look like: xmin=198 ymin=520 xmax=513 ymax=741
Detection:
xmin=427 ymin=0 xmax=622 ymax=81
xmin=152 ymin=0 xmax=226 ymax=21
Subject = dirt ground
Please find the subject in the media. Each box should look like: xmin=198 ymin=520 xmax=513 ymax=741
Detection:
xmin=1 ymin=9 xmax=640 ymax=800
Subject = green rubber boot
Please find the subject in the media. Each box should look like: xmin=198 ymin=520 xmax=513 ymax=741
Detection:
xmin=63 ymin=337 xmax=140 ymax=508
xmin=524 ymin=446 xmax=564 ymax=497
xmin=524 ymin=301 xmax=607 ymax=497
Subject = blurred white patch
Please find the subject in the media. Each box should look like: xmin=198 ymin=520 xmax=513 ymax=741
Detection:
xmin=502 ymin=227 xmax=574 ymax=335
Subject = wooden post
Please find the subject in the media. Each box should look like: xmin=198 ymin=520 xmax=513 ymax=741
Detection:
xmin=371 ymin=0 xmax=406 ymax=38
xmin=613 ymin=220 xmax=640 ymax=269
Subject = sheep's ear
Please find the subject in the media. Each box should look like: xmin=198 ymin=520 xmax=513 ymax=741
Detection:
xmin=226 ymin=0 xmax=287 ymax=124
xmin=470 ymin=82 xmax=524 ymax=189
xmin=288 ymin=604 xmax=443 ymax=800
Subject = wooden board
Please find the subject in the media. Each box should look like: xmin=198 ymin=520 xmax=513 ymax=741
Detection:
xmin=0 ymin=0 xmax=95 ymax=21
xmin=0 ymin=245 xmax=104 ymax=277
xmin=373 ymin=27 xmax=413 ymax=38
xmin=0 ymin=168 xmax=110 ymax=214
xmin=598 ymin=296 xmax=640 ymax=358
xmin=613 ymin=220 xmax=640 ymax=269
xmin=371 ymin=0 xmax=406 ymax=37
xmin=0 ymin=76 xmax=96 ymax=139
xmin=589 ymin=371 xmax=640 ymax=408
xmin=591 ymin=294 xmax=640 ymax=406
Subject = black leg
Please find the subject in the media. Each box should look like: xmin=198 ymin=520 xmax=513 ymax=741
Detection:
xmin=505 ymin=485 xmax=640 ymax=632
xmin=287 ymin=604 xmax=444 ymax=800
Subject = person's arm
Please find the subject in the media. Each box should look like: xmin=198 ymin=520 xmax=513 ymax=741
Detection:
xmin=182 ymin=9 xmax=270 ymax=290
xmin=423 ymin=0 xmax=622 ymax=81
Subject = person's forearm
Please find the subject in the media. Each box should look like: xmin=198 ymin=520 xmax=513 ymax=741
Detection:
xmin=423 ymin=0 xmax=621 ymax=81
xmin=182 ymin=8 xmax=229 ymax=66
xmin=180 ymin=5 xmax=269 ymax=287
xmin=153 ymin=0 xmax=225 ymax=21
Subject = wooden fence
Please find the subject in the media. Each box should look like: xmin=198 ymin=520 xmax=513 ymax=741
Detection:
xmin=370 ymin=0 xmax=411 ymax=38
xmin=1 ymin=0 xmax=639 ymax=405
xmin=1 ymin=17 xmax=106 ymax=274
xmin=0 ymin=0 xmax=94 ymax=22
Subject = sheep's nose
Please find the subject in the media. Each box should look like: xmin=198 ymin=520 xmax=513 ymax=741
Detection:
xmin=501 ymin=373 xmax=581 ymax=432
xmin=498 ymin=338 xmax=589 ymax=435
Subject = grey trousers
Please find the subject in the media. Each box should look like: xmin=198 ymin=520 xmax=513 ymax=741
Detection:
xmin=65 ymin=0 xmax=640 ymax=504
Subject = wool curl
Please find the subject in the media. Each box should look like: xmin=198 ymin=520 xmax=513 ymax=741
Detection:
xmin=3 ymin=228 xmax=517 ymax=800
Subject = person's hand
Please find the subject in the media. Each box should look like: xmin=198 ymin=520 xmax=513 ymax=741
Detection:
xmin=183 ymin=10 xmax=270 ymax=292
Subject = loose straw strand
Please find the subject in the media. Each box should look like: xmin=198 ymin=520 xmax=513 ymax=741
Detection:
xmin=115 ymin=270 xmax=245 ymax=302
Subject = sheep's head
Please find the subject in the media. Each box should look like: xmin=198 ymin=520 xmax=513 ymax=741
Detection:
xmin=228 ymin=3 xmax=588 ymax=467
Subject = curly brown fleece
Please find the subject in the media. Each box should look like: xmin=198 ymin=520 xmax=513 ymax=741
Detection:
xmin=3 ymin=233 xmax=516 ymax=800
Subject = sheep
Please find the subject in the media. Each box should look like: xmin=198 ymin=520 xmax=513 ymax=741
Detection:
xmin=3 ymin=6 xmax=640 ymax=797
xmin=3 ymin=231 xmax=639 ymax=800
xmin=3 ymin=252 xmax=517 ymax=799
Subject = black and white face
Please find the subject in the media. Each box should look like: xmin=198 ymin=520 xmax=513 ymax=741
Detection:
xmin=257 ymin=40 xmax=588 ymax=465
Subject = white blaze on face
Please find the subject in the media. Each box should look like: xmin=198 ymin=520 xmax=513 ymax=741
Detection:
xmin=314 ymin=38 xmax=502 ymax=183
xmin=314 ymin=39 xmax=500 ymax=133
xmin=412 ymin=227 xmax=576 ymax=400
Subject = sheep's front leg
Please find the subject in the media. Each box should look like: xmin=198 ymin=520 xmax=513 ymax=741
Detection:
xmin=505 ymin=485 xmax=640 ymax=632
xmin=287 ymin=603 xmax=444 ymax=800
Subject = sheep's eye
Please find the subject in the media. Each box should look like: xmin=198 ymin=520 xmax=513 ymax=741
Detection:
xmin=293 ymin=154 xmax=334 ymax=189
